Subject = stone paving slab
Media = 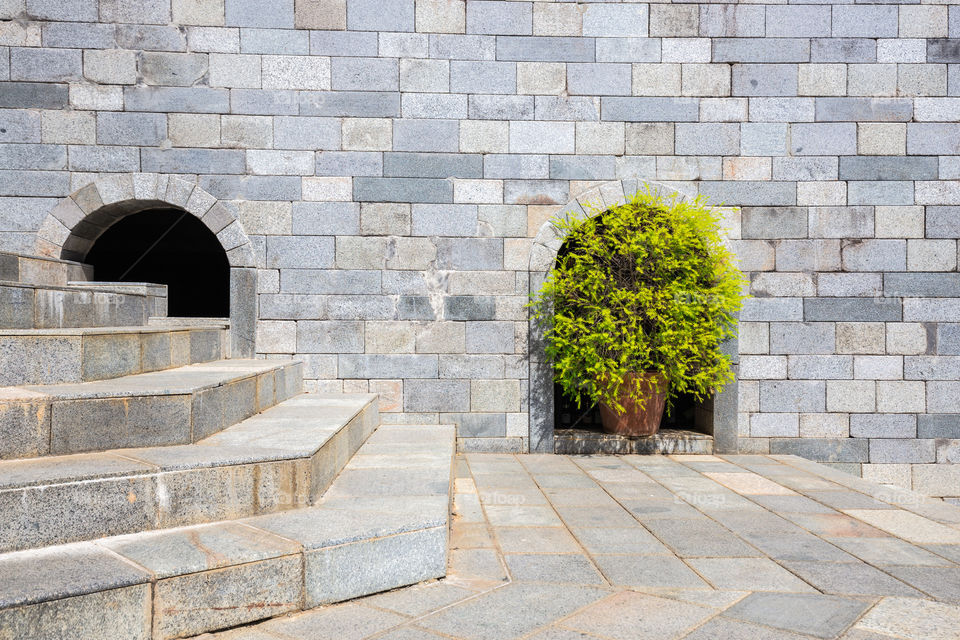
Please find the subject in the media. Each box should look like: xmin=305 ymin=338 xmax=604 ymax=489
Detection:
xmin=197 ymin=452 xmax=960 ymax=640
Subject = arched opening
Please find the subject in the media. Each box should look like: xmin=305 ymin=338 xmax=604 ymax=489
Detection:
xmin=84 ymin=208 xmax=230 ymax=317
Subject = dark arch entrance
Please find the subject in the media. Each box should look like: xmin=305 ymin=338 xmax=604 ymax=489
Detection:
xmin=84 ymin=208 xmax=230 ymax=318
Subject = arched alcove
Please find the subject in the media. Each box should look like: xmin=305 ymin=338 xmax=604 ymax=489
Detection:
xmin=528 ymin=179 xmax=742 ymax=454
xmin=34 ymin=174 xmax=258 ymax=357
xmin=85 ymin=208 xmax=230 ymax=318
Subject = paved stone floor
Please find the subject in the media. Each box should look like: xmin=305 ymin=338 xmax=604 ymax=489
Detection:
xmin=201 ymin=454 xmax=960 ymax=640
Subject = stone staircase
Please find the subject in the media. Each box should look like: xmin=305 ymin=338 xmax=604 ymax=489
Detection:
xmin=0 ymin=251 xmax=455 ymax=639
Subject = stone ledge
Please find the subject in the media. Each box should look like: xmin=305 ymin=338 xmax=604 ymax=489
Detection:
xmin=0 ymin=358 xmax=303 ymax=460
xmin=555 ymin=428 xmax=715 ymax=455
xmin=0 ymin=423 xmax=454 ymax=640
xmin=0 ymin=392 xmax=376 ymax=552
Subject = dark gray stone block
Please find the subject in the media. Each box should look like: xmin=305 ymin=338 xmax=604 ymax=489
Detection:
xmin=804 ymin=297 xmax=902 ymax=322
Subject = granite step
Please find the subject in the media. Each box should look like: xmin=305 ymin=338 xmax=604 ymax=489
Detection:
xmin=0 ymin=392 xmax=378 ymax=553
xmin=0 ymin=322 xmax=229 ymax=386
xmin=0 ymin=250 xmax=92 ymax=287
xmin=0 ymin=423 xmax=454 ymax=640
xmin=0 ymin=280 xmax=166 ymax=329
xmin=0 ymin=358 xmax=303 ymax=460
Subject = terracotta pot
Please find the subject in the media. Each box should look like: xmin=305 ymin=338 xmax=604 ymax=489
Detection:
xmin=598 ymin=372 xmax=668 ymax=437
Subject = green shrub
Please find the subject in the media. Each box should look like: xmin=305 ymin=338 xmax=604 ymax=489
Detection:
xmin=530 ymin=188 xmax=747 ymax=415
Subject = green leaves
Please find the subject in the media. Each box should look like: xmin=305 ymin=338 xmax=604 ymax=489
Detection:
xmin=530 ymin=188 xmax=748 ymax=415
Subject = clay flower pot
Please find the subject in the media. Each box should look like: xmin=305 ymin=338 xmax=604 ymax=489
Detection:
xmin=598 ymin=372 xmax=668 ymax=437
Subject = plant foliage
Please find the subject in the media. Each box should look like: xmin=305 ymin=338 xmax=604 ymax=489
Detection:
xmin=530 ymin=188 xmax=747 ymax=415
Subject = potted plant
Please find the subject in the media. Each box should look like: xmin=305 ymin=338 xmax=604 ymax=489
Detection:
xmin=530 ymin=188 xmax=746 ymax=437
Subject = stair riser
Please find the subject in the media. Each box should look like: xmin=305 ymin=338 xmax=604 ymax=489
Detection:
xmin=0 ymin=584 xmax=151 ymax=640
xmin=0 ymin=284 xmax=159 ymax=330
xmin=0 ymin=362 xmax=303 ymax=460
xmin=0 ymin=394 xmax=373 ymax=553
xmin=0 ymin=329 xmax=227 ymax=386
xmin=0 ymin=252 xmax=91 ymax=287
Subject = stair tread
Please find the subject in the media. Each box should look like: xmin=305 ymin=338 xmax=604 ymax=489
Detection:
xmin=1 ymin=359 xmax=295 ymax=400
xmin=0 ymin=424 xmax=454 ymax=618
xmin=0 ymin=393 xmax=374 ymax=490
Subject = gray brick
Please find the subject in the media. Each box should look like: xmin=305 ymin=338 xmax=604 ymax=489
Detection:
xmin=769 ymin=438 xmax=867 ymax=463
xmin=808 ymin=207 xmax=873 ymax=239
xmin=240 ymin=27 xmax=310 ymax=54
xmin=790 ymin=123 xmax=856 ymax=156
xmin=411 ymin=204 xmax=478 ymax=236
xmin=127 ymin=87 xmax=229 ymax=113
xmin=749 ymin=98 xmax=815 ymax=123
xmin=444 ymin=296 xmax=496 ymax=321
xmin=815 ymin=98 xmax=912 ymax=122
xmin=26 ymin=0 xmax=98 ymax=21
xmin=759 ymin=380 xmax=826 ymax=412
xmin=225 ymin=0 xmax=294 ymax=28
xmin=292 ymin=202 xmax=361 ymax=235
xmin=404 ymin=379 xmax=468 ymax=412
xmin=201 ymin=175 xmax=302 ymax=201
xmin=398 ymin=296 xmax=436 ymax=321
xmin=429 ymin=34 xmax=496 ymax=61
xmin=766 ymin=7 xmax=831 ymax=38
xmin=444 ymin=413 xmax=506 ymax=437
xmin=300 ymin=91 xmax=399 ymax=117
xmin=0 ymin=143 xmax=65 ymax=170
xmin=96 ymin=112 xmax=166 ymax=146
xmin=484 ymin=155 xmax=548 ymax=180
xmin=465 ymin=321 xmax=514 ymax=354
xmin=273 ymin=116 xmax=340 ymax=151
xmin=742 ymin=208 xmax=807 ymax=239
xmin=550 ymin=156 xmax=616 ymax=181
xmin=601 ymin=97 xmax=699 ymax=122
xmin=848 ymin=182 xmax=914 ymax=206
xmin=393 ymin=119 xmax=458 ymax=152
xmin=316 ymin=152 xmax=382 ymax=177
xmin=384 ymin=152 xmax=480 ymax=179
xmin=0 ymin=111 xmax=40 ymax=143
xmin=229 ymin=88 xmax=298 ymax=115
xmin=850 ymin=415 xmax=916 ymax=439
xmin=741 ymin=123 xmax=788 ymax=156
xmin=495 ymin=36 xmax=594 ymax=62
xmin=771 ymin=323 xmax=835 ymax=355
xmin=699 ymin=182 xmax=796 ymax=207
xmin=907 ymin=124 xmax=960 ymax=155
xmin=116 ymin=24 xmax=186 ymax=51
xmin=9 ymin=47 xmax=81 ymax=82
xmin=732 ymin=64 xmax=797 ymax=97
xmin=928 ymin=39 xmax=960 ymax=64
xmin=142 ymin=148 xmax=245 ymax=174
xmin=774 ymin=158 xmax=838 ymax=181
xmin=399 ymin=59 xmax=449 ymax=93
xmin=788 ymin=355 xmax=852 ymax=380
xmin=436 ymin=238 xmax=503 ymax=270
xmin=832 ymin=6 xmax=898 ymax=38
xmin=885 ymin=273 xmax=960 ymax=298
xmin=811 ymin=38 xmax=876 ymax=63
xmin=469 ymin=95 xmax=534 ymax=120
xmin=341 ymin=354 xmax=438 ymax=379
xmin=138 ymin=52 xmax=208 ymax=87
xmin=840 ymin=157 xmax=936 ymax=182
xmin=68 ymin=146 xmax=140 ymax=172
xmin=280 ymin=269 xmax=379 ymax=294
xmin=869 ymin=439 xmax=936 ymax=464
xmin=403 ymin=92 xmax=466 ymax=119
xmin=558 ymin=6 xmax=627 ymax=37
xmin=450 ymin=61 xmax=515 ymax=94
xmin=905 ymin=356 xmax=960 ymax=380
xmin=929 ymin=381 xmax=960 ymax=412
xmin=504 ymin=180 xmax=568 ymax=205
xmin=265 ymin=236 xmax=335 ymax=269
xmin=0 ymin=170 xmax=70 ymax=196
xmin=567 ymin=63 xmax=631 ymax=96
xmin=676 ymin=123 xmax=739 ymax=156
xmin=534 ymin=97 xmax=600 ymax=121
xmin=595 ymin=38 xmax=659 ymax=63
xmin=100 ymin=0 xmax=169 ymax=23
xmin=918 ymin=414 xmax=960 ymax=439
xmin=842 ymin=239 xmax=906 ymax=271
xmin=904 ymin=299 xmax=960 ymax=323
xmin=345 ymin=0 xmax=413 ymax=31
xmin=467 ymin=1 xmax=531 ymax=36
xmin=937 ymin=324 xmax=960 ymax=355
xmin=700 ymin=5 xmax=765 ymax=38
xmin=804 ymin=298 xmax=901 ymax=323
xmin=926 ymin=207 xmax=960 ymax=238
xmin=354 ymin=178 xmax=452 ymax=204
xmin=714 ymin=39 xmax=810 ymax=63
xmin=297 ymin=320 xmax=364 ymax=353
xmin=42 ymin=21 xmax=116 ymax=48
xmin=309 ymin=30 xmax=378 ymax=57
xmin=331 ymin=57 xmax=398 ymax=92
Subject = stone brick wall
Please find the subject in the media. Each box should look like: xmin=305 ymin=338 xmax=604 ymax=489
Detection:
xmin=1 ymin=0 xmax=959 ymax=497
